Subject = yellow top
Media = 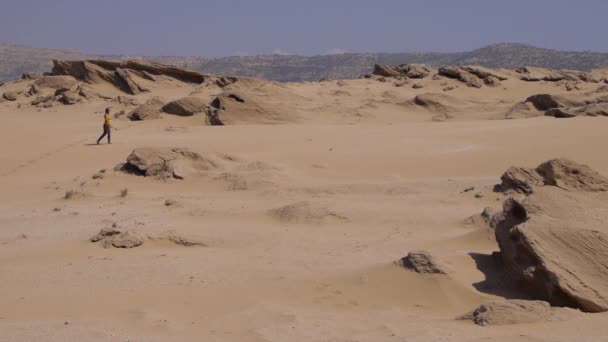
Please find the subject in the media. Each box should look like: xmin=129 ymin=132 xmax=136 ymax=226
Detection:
xmin=104 ymin=113 xmax=111 ymax=126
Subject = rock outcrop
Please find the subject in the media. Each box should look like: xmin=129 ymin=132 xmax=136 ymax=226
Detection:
xmin=396 ymin=251 xmax=446 ymax=274
xmin=492 ymin=159 xmax=608 ymax=312
xmin=51 ymin=60 xmax=215 ymax=95
xmin=520 ymin=94 xmax=608 ymax=118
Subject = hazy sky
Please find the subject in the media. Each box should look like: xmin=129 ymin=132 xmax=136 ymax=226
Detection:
xmin=1 ymin=0 xmax=607 ymax=57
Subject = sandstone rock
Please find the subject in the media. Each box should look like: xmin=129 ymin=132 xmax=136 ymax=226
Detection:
xmin=2 ymin=91 xmax=20 ymax=101
xmin=33 ymin=75 xmax=77 ymax=90
xmin=121 ymin=147 xmax=222 ymax=180
xmin=372 ymin=64 xmax=430 ymax=79
xmin=581 ymin=103 xmax=608 ymax=116
xmin=412 ymin=83 xmax=423 ymax=89
xmin=111 ymin=232 xmax=143 ymax=248
xmin=516 ymin=67 xmax=567 ymax=82
xmin=484 ymin=76 xmax=501 ymax=87
xmin=21 ymin=72 xmax=43 ymax=80
xmin=525 ymin=94 xmax=585 ymax=111
xmin=413 ymin=93 xmax=460 ymax=115
xmin=396 ymin=251 xmax=445 ymax=274
xmin=461 ymin=66 xmax=508 ymax=81
xmin=90 ymin=227 xmax=121 ymax=242
xmin=458 ymin=300 xmax=573 ymax=326
xmin=90 ymin=228 xmax=143 ymax=249
xmin=504 ymin=101 xmax=541 ymax=119
xmin=128 ymin=104 xmax=162 ymax=121
xmin=31 ymin=95 xmax=54 ymax=106
xmin=545 ymin=108 xmax=578 ymax=118
xmin=56 ymin=90 xmax=83 ymax=105
xmin=269 ymin=201 xmax=348 ymax=225
xmin=207 ymin=90 xmax=295 ymax=125
xmin=437 ymin=66 xmax=482 ymax=88
xmin=404 ymin=65 xmax=431 ymax=79
xmin=373 ymin=64 xmax=401 ymax=78
xmin=116 ymin=68 xmax=149 ymax=94
xmin=52 ymin=59 xmax=209 ymax=86
xmin=596 ymin=85 xmax=608 ymax=93
xmin=492 ymin=159 xmax=608 ymax=312
xmin=162 ymin=96 xmax=208 ymax=116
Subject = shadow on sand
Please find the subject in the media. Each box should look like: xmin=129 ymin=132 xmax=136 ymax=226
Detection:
xmin=469 ymin=252 xmax=531 ymax=300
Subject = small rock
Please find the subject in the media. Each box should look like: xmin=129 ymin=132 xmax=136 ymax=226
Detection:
xmin=396 ymin=251 xmax=446 ymax=274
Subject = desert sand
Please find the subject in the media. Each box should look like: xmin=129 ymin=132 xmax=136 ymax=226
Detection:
xmin=1 ymin=61 xmax=608 ymax=341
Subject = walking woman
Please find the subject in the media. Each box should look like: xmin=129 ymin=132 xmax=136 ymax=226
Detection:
xmin=97 ymin=108 xmax=112 ymax=144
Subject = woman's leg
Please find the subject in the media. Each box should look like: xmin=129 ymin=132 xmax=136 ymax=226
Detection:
xmin=97 ymin=125 xmax=107 ymax=144
xmin=107 ymin=126 xmax=111 ymax=144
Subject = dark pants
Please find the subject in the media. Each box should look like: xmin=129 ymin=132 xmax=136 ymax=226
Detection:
xmin=97 ymin=125 xmax=111 ymax=144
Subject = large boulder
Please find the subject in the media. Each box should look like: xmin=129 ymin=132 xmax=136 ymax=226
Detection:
xmin=492 ymin=159 xmax=608 ymax=312
xmin=162 ymin=96 xmax=208 ymax=116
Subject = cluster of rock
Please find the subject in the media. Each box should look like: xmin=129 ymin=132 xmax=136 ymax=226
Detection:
xmin=370 ymin=64 xmax=509 ymax=88
xmin=1 ymin=74 xmax=97 ymax=107
xmin=508 ymin=93 xmax=608 ymax=118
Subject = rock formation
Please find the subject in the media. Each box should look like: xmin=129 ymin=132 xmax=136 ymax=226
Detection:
xmin=491 ymin=159 xmax=608 ymax=312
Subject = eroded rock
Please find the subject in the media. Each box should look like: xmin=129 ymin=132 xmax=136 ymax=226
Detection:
xmin=396 ymin=251 xmax=446 ymax=274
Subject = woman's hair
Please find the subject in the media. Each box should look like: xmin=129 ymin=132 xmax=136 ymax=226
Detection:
xmin=105 ymin=108 xmax=110 ymax=114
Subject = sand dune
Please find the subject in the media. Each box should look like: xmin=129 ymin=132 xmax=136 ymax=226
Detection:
xmin=1 ymin=61 xmax=608 ymax=341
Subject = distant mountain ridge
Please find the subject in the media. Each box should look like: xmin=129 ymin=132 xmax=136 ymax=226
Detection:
xmin=2 ymin=43 xmax=608 ymax=83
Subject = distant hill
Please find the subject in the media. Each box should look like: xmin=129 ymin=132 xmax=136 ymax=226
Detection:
xmin=2 ymin=43 xmax=608 ymax=83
